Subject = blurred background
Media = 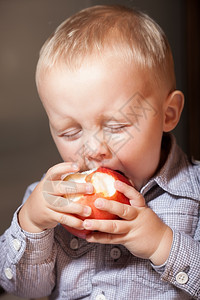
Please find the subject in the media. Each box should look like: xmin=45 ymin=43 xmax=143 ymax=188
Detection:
xmin=0 ymin=0 xmax=199 ymax=239
xmin=0 ymin=1 xmax=199 ymax=298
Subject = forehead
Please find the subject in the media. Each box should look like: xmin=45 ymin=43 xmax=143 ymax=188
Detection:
xmin=37 ymin=56 xmax=155 ymax=122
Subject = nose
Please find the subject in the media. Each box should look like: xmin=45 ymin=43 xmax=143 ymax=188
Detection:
xmin=83 ymin=131 xmax=112 ymax=162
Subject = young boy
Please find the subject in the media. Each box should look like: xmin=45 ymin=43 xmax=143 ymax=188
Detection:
xmin=1 ymin=5 xmax=200 ymax=300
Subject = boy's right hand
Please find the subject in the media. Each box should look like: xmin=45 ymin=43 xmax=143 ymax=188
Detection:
xmin=18 ymin=162 xmax=93 ymax=233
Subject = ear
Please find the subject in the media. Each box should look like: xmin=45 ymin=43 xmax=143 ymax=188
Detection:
xmin=163 ymin=90 xmax=184 ymax=132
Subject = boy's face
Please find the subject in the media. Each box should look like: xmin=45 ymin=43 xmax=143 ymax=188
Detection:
xmin=37 ymin=56 xmax=168 ymax=190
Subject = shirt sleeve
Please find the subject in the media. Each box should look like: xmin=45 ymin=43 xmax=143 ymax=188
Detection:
xmin=153 ymin=226 xmax=200 ymax=299
xmin=151 ymin=159 xmax=200 ymax=299
xmin=0 ymin=183 xmax=57 ymax=298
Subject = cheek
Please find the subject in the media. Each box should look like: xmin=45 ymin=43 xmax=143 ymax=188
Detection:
xmin=54 ymin=138 xmax=84 ymax=164
xmin=106 ymin=131 xmax=132 ymax=155
xmin=116 ymin=122 xmax=162 ymax=170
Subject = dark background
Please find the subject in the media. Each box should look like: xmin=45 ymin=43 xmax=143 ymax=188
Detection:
xmin=0 ymin=0 xmax=199 ymax=235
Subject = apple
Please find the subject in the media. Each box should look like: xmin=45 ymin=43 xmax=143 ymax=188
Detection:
xmin=62 ymin=167 xmax=131 ymax=239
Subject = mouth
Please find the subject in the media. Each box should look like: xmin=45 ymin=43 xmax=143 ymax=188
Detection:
xmin=87 ymin=166 xmax=127 ymax=178
xmin=114 ymin=169 xmax=128 ymax=178
xmin=81 ymin=164 xmax=128 ymax=179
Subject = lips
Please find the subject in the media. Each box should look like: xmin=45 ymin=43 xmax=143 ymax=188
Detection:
xmin=114 ymin=169 xmax=126 ymax=177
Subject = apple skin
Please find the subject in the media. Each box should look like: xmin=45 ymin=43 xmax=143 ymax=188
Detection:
xmin=62 ymin=167 xmax=132 ymax=239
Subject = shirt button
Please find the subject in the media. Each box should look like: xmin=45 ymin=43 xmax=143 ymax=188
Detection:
xmin=4 ymin=268 xmax=13 ymax=280
xmin=176 ymin=272 xmax=189 ymax=284
xmin=70 ymin=237 xmax=79 ymax=250
xmin=95 ymin=294 xmax=106 ymax=300
xmin=110 ymin=247 xmax=121 ymax=260
xmin=13 ymin=239 xmax=21 ymax=251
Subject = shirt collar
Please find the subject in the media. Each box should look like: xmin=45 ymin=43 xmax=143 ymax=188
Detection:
xmin=141 ymin=134 xmax=200 ymax=200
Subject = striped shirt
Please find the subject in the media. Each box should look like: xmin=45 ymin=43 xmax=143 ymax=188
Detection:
xmin=0 ymin=134 xmax=200 ymax=299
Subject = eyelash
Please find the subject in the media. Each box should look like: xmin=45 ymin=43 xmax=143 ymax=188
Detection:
xmin=61 ymin=125 xmax=127 ymax=140
xmin=62 ymin=130 xmax=82 ymax=140
xmin=105 ymin=125 xmax=126 ymax=133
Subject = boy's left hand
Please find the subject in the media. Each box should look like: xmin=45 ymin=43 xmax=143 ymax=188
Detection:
xmin=83 ymin=180 xmax=173 ymax=266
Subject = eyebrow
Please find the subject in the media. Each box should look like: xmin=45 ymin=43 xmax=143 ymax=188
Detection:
xmin=50 ymin=111 xmax=132 ymax=133
xmin=50 ymin=118 xmax=78 ymax=132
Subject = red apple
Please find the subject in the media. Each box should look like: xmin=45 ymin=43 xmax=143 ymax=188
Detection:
xmin=62 ymin=167 xmax=132 ymax=239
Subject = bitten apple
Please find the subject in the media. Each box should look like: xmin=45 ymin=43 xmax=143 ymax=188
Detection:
xmin=62 ymin=167 xmax=132 ymax=239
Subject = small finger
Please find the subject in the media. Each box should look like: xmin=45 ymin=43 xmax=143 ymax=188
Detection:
xmin=45 ymin=162 xmax=80 ymax=181
xmin=43 ymin=193 xmax=91 ymax=216
xmin=83 ymin=219 xmax=130 ymax=235
xmin=86 ymin=232 xmax=126 ymax=244
xmin=50 ymin=210 xmax=84 ymax=230
xmin=42 ymin=180 xmax=93 ymax=196
xmin=94 ymin=198 xmax=137 ymax=220
xmin=115 ymin=181 xmax=145 ymax=207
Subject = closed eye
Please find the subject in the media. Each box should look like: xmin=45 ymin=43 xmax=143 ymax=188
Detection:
xmin=104 ymin=124 xmax=128 ymax=133
xmin=61 ymin=129 xmax=82 ymax=140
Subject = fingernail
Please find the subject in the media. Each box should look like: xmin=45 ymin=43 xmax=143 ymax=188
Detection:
xmin=84 ymin=206 xmax=91 ymax=216
xmin=83 ymin=219 xmax=92 ymax=228
xmin=95 ymin=198 xmax=104 ymax=208
xmin=86 ymin=183 xmax=94 ymax=194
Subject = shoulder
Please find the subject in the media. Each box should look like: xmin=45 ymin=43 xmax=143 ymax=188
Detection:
xmin=191 ymin=159 xmax=200 ymax=173
xmin=183 ymin=158 xmax=200 ymax=200
xmin=190 ymin=159 xmax=200 ymax=190
xmin=155 ymin=134 xmax=200 ymax=201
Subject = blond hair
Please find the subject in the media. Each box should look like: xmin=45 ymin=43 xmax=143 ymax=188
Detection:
xmin=36 ymin=5 xmax=176 ymax=89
